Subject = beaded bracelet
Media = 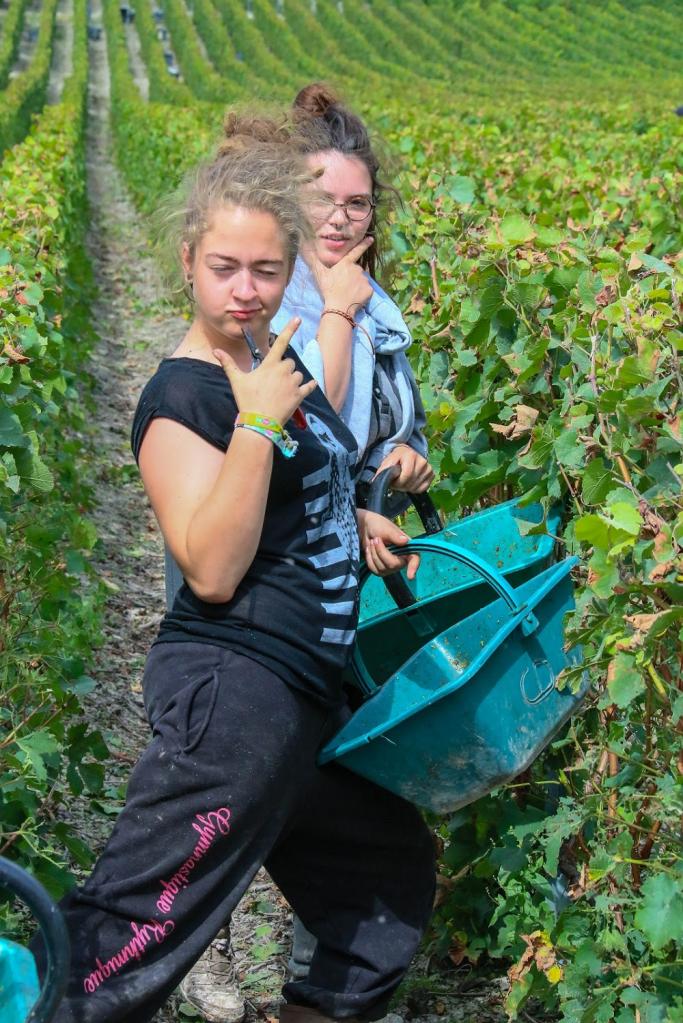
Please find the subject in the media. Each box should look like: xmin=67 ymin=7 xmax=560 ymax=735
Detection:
xmin=320 ymin=308 xmax=373 ymax=346
xmin=234 ymin=412 xmax=298 ymax=459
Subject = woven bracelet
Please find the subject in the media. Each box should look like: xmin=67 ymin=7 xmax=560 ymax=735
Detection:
xmin=320 ymin=308 xmax=373 ymax=346
xmin=321 ymin=307 xmax=355 ymax=328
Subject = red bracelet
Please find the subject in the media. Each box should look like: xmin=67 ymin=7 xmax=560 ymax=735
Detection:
xmin=320 ymin=308 xmax=373 ymax=346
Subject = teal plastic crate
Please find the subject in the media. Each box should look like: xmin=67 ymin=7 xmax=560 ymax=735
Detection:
xmin=321 ymin=539 xmax=586 ymax=813
xmin=322 ymin=471 xmax=586 ymax=813
xmin=353 ymin=496 xmax=562 ymax=687
xmin=0 ymin=939 xmax=39 ymax=1023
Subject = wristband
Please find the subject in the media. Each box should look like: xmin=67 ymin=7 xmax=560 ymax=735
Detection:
xmin=321 ymin=308 xmax=373 ymax=347
xmin=234 ymin=412 xmax=298 ymax=459
xmin=236 ymin=412 xmax=283 ymax=433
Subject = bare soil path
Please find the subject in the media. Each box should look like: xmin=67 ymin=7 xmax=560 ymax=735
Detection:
xmin=123 ymin=10 xmax=150 ymax=99
xmin=47 ymin=0 xmax=73 ymax=103
xmin=72 ymin=7 xmax=510 ymax=1021
xmin=78 ymin=10 xmax=297 ymax=1021
xmin=8 ymin=0 xmax=42 ymax=78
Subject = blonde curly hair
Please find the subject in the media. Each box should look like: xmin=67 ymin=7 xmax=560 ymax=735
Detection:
xmin=157 ymin=110 xmax=326 ymax=295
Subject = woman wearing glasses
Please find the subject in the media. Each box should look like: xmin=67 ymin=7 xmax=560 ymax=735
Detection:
xmin=273 ymin=82 xmax=434 ymax=517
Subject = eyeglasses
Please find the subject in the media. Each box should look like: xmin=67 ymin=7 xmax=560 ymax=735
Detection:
xmin=307 ymin=194 xmax=376 ymax=223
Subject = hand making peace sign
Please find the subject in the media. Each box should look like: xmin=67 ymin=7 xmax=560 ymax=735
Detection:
xmin=213 ymin=318 xmax=317 ymax=426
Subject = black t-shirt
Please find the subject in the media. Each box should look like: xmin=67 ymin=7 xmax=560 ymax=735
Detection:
xmin=131 ymin=354 xmax=360 ymax=706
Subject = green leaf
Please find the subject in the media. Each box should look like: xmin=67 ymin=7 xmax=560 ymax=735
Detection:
xmin=78 ymin=762 xmax=105 ymax=794
xmin=0 ymin=451 xmax=20 ymax=493
xmin=634 ymin=873 xmax=683 ymax=951
xmin=577 ymin=271 xmax=601 ymax=311
xmin=615 ymin=356 xmax=651 ymax=388
xmin=448 ymin=175 xmax=476 ymax=205
xmin=479 ymin=285 xmax=505 ymax=317
xmin=637 ymin=252 xmax=674 ymax=277
xmin=500 ymin=214 xmax=536 ymax=246
xmin=575 ymin=514 xmax=610 ymax=550
xmin=66 ymin=675 xmax=97 ymax=696
xmin=390 ymin=227 xmax=410 ymax=257
xmin=607 ymin=654 xmax=645 ymax=709
xmin=0 ymin=407 xmax=28 ymax=448
xmin=582 ymin=458 xmax=615 ymax=505
xmin=489 ymin=842 xmax=528 ymax=872
xmin=31 ymin=860 xmax=75 ymax=901
xmin=15 ymin=449 xmax=54 ymax=492
xmin=429 ymin=350 xmax=450 ymax=386
xmin=588 ymin=849 xmax=614 ymax=882
xmin=17 ymin=731 xmax=61 ymax=783
xmin=177 ymin=1003 xmax=202 ymax=1019
xmin=608 ymin=502 xmax=642 ymax=536
xmin=57 ymin=828 xmax=95 ymax=868
xmin=518 ymin=425 xmax=554 ymax=470
xmin=587 ymin=548 xmax=619 ymax=598
xmin=555 ymin=428 xmax=585 ymax=468
xmin=506 ymin=971 xmax=534 ymax=1016
xmin=672 ymin=693 xmax=683 ymax=723
xmin=21 ymin=282 xmax=44 ymax=305
xmin=456 ymin=347 xmax=478 ymax=368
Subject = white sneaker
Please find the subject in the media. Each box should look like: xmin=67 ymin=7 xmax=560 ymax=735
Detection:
xmin=179 ymin=932 xmax=245 ymax=1023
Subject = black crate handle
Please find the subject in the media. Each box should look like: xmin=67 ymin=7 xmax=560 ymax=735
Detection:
xmin=364 ymin=465 xmax=442 ymax=608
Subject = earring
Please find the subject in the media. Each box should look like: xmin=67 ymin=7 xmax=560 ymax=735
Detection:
xmin=183 ymin=276 xmax=195 ymax=303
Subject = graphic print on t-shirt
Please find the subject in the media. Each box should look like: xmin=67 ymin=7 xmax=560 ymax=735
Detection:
xmin=302 ymin=412 xmax=359 ymax=646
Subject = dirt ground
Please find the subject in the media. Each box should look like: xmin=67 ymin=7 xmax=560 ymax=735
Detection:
xmin=47 ymin=0 xmax=73 ymax=103
xmin=8 ymin=0 xmax=42 ymax=79
xmin=63 ymin=13 xmax=510 ymax=1023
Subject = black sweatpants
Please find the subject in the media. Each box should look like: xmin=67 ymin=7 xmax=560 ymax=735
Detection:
xmin=35 ymin=643 xmax=435 ymax=1022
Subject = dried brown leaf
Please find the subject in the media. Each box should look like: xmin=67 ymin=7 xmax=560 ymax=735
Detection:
xmin=491 ymin=404 xmax=539 ymax=440
xmin=624 ymin=612 xmax=668 ymax=645
xmin=407 ymin=293 xmax=426 ymax=314
xmin=433 ymin=872 xmax=455 ymax=909
xmin=649 ymin=560 xmax=674 ymax=582
xmin=2 ymin=341 xmax=30 ymax=364
xmin=508 ymin=935 xmax=536 ymax=986
xmin=595 ymin=284 xmax=617 ymax=307
xmin=567 ymin=217 xmax=586 ymax=231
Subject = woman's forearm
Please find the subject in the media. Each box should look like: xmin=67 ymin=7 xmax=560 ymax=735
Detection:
xmin=317 ymin=311 xmax=354 ymax=412
xmin=183 ymin=429 xmax=275 ymax=603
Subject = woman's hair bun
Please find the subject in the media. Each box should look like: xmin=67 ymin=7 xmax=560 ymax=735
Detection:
xmin=218 ymin=112 xmax=291 ymax=156
xmin=293 ymin=82 xmax=339 ymax=119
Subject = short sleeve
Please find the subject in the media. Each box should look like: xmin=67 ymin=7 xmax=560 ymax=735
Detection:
xmin=131 ymin=360 xmax=237 ymax=463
